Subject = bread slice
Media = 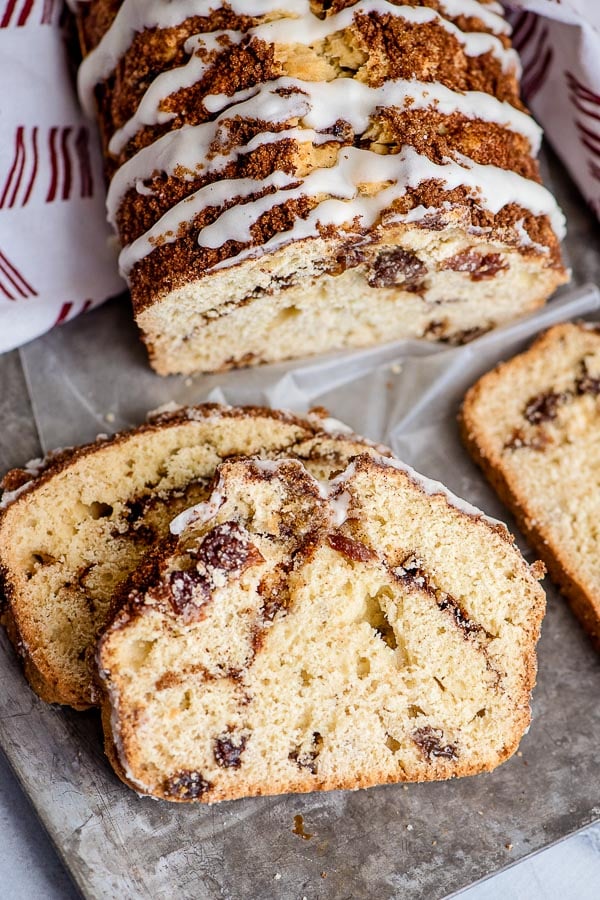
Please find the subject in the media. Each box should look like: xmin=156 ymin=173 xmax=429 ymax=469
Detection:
xmin=71 ymin=0 xmax=567 ymax=374
xmin=460 ymin=322 xmax=600 ymax=646
xmin=0 ymin=405 xmax=379 ymax=709
xmin=97 ymin=453 xmax=545 ymax=802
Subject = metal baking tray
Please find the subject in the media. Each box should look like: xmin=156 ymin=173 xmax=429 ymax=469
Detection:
xmin=1 ymin=272 xmax=600 ymax=898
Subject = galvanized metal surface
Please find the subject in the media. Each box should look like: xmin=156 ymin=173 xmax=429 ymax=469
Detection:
xmin=0 ymin=146 xmax=599 ymax=899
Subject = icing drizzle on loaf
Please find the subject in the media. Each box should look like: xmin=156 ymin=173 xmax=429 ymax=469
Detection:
xmin=72 ymin=0 xmax=564 ymax=282
xmin=76 ymin=0 xmax=513 ymax=117
xmin=169 ymin=452 xmax=504 ymax=539
xmin=106 ymin=75 xmax=542 ymax=223
xmin=119 ymin=144 xmax=565 ymax=276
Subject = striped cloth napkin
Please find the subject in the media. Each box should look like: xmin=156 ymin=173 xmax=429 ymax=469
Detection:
xmin=0 ymin=0 xmax=123 ymax=353
xmin=0 ymin=1 xmax=598 ymax=354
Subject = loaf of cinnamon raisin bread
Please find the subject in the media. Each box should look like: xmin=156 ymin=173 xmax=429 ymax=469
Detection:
xmin=98 ymin=453 xmax=545 ymax=802
xmin=69 ymin=0 xmax=567 ymax=374
xmin=0 ymin=404 xmax=378 ymax=709
xmin=460 ymin=322 xmax=600 ymax=647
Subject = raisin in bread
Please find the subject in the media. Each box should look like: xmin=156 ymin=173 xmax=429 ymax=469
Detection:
xmin=0 ymin=404 xmax=379 ymax=709
xmin=460 ymin=322 xmax=600 ymax=647
xmin=98 ymin=453 xmax=545 ymax=802
xmin=69 ymin=0 xmax=567 ymax=374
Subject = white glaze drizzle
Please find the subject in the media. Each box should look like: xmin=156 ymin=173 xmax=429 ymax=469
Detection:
xmin=330 ymin=490 xmax=352 ymax=527
xmin=203 ymin=145 xmax=565 ymax=247
xmin=146 ymin=401 xmax=184 ymax=419
xmin=255 ymin=1 xmax=512 ymax=64
xmin=249 ymin=458 xmax=288 ymax=474
xmin=119 ymin=144 xmax=565 ymax=277
xmin=203 ymin=85 xmax=258 ymax=113
xmin=170 ymin=456 xmax=323 ymax=534
xmin=77 ymin=0 xmax=310 ymax=116
xmin=513 ymin=217 xmax=550 ymax=254
xmin=106 ymin=75 xmax=541 ymax=224
xmin=169 ymin=449 xmax=503 ymax=541
xmin=108 ymin=30 xmax=243 ymax=155
xmin=79 ymin=0 xmax=515 ymax=119
xmin=73 ymin=1 xmax=558 ymax=272
xmin=316 ymin=416 xmax=355 ymax=436
xmin=170 ymin=456 xmax=354 ymax=536
xmin=0 ymin=458 xmax=45 ymax=509
xmin=435 ymin=0 xmax=508 ymax=33
xmin=331 ymin=455 xmax=503 ymax=528
xmin=372 ymin=454 xmax=504 ymax=527
xmin=170 ymin=489 xmax=225 ymax=535
xmin=205 ymin=76 xmax=537 ymax=144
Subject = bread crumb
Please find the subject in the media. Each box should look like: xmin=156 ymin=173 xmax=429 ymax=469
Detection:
xmin=321 ymin=872 xmax=327 ymax=879
xmin=185 ymin=378 xmax=193 ymax=387
xmin=505 ymin=842 xmax=513 ymax=851
xmin=274 ymin=873 xmax=282 ymax=881
xmin=390 ymin=363 xmax=402 ymax=374
xmin=105 ymin=412 xmax=115 ymax=423
xmin=406 ymin=824 xmax=413 ymax=831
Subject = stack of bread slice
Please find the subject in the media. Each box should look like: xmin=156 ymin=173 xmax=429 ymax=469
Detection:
xmin=0 ymin=405 xmax=545 ymax=801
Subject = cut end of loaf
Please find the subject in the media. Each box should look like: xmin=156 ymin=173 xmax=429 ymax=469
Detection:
xmin=98 ymin=453 xmax=545 ymax=802
xmin=135 ymin=221 xmax=566 ymax=375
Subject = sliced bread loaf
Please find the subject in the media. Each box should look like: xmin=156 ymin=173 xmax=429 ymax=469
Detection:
xmin=0 ymin=405 xmax=377 ymax=709
xmin=460 ymin=321 xmax=600 ymax=646
xmin=71 ymin=0 xmax=567 ymax=374
xmin=98 ymin=453 xmax=545 ymax=802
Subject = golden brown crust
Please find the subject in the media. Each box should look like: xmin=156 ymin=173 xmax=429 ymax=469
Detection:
xmin=460 ymin=413 xmax=600 ymax=649
xmin=459 ymin=324 xmax=600 ymax=649
xmin=1 ymin=603 xmax=81 ymax=706
xmin=97 ymin=693 xmax=518 ymax=802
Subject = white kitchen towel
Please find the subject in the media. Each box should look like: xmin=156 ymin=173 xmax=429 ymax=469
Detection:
xmin=506 ymin=1 xmax=600 ymax=219
xmin=0 ymin=1 xmax=123 ymax=354
xmin=0 ymin=1 xmax=597 ymax=354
